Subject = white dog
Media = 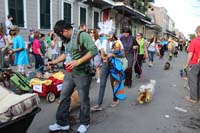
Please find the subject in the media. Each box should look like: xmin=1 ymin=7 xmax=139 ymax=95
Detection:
xmin=137 ymin=80 xmax=156 ymax=104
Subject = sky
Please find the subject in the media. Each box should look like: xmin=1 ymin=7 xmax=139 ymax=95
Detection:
xmin=154 ymin=0 xmax=200 ymax=37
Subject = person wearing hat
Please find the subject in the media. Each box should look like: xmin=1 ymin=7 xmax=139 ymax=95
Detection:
xmin=8 ymin=26 xmax=29 ymax=74
xmin=185 ymin=25 xmax=200 ymax=103
xmin=120 ymin=27 xmax=138 ymax=87
xmin=47 ymin=20 xmax=98 ymax=133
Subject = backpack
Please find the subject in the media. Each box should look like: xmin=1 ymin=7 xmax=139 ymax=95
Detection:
xmin=77 ymin=31 xmax=84 ymax=52
xmin=77 ymin=31 xmax=96 ymax=76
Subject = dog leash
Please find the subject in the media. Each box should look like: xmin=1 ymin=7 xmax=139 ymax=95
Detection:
xmin=133 ymin=49 xmax=144 ymax=81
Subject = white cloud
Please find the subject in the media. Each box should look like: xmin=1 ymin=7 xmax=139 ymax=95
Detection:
xmin=154 ymin=0 xmax=200 ymax=36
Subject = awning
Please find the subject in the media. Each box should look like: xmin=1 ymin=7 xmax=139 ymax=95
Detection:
xmin=83 ymin=0 xmax=115 ymax=9
xmin=146 ymin=24 xmax=162 ymax=32
xmin=140 ymin=18 xmax=152 ymax=25
xmin=113 ymin=2 xmax=145 ymax=19
xmin=164 ymin=30 xmax=176 ymax=37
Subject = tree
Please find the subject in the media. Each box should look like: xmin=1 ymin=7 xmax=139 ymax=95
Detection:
xmin=188 ymin=34 xmax=196 ymax=40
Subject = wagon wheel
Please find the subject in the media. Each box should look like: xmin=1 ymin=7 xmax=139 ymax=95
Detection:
xmin=46 ymin=92 xmax=56 ymax=103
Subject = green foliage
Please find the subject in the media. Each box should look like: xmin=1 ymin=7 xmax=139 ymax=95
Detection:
xmin=188 ymin=34 xmax=196 ymax=40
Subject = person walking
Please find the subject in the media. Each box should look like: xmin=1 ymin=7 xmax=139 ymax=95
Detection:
xmin=134 ymin=33 xmax=148 ymax=78
xmin=185 ymin=25 xmax=200 ymax=103
xmin=147 ymin=36 xmax=159 ymax=67
xmin=8 ymin=26 xmax=28 ymax=74
xmin=48 ymin=20 xmax=98 ymax=133
xmin=89 ymin=29 xmax=102 ymax=83
xmin=91 ymin=33 xmax=125 ymax=111
xmin=32 ymin=31 xmax=44 ymax=72
xmin=0 ymin=27 xmax=9 ymax=67
xmin=50 ymin=33 xmax=59 ymax=60
xmin=120 ymin=27 xmax=138 ymax=87
xmin=5 ymin=15 xmax=13 ymax=36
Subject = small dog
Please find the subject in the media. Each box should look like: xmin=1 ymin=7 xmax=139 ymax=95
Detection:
xmin=137 ymin=80 xmax=156 ymax=104
xmin=173 ymin=48 xmax=178 ymax=57
xmin=164 ymin=62 xmax=170 ymax=70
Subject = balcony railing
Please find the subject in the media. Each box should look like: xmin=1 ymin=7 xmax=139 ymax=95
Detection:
xmin=113 ymin=0 xmax=154 ymax=14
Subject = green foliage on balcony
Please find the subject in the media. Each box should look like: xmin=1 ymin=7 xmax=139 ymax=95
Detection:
xmin=144 ymin=15 xmax=152 ymax=21
xmin=130 ymin=0 xmax=153 ymax=13
xmin=114 ymin=0 xmax=154 ymax=14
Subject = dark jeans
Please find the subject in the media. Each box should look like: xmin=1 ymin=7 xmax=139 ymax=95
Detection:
xmin=110 ymin=74 xmax=118 ymax=102
xmin=134 ymin=54 xmax=144 ymax=75
xmin=188 ymin=64 xmax=200 ymax=100
xmin=56 ymin=72 xmax=92 ymax=126
xmin=97 ymin=62 xmax=110 ymax=105
xmin=34 ymin=54 xmax=44 ymax=72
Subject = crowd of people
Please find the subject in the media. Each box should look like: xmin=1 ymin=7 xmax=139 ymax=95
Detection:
xmin=0 ymin=15 xmax=200 ymax=133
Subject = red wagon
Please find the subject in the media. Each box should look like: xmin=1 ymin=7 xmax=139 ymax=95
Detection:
xmin=32 ymin=76 xmax=63 ymax=103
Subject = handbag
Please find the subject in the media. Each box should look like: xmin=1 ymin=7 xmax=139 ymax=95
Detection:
xmin=118 ymin=57 xmax=128 ymax=71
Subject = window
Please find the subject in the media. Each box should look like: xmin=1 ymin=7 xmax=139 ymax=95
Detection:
xmin=93 ymin=11 xmax=99 ymax=29
xmin=63 ymin=2 xmax=71 ymax=24
xmin=80 ymin=7 xmax=86 ymax=25
xmin=40 ymin=0 xmax=50 ymax=29
xmin=8 ymin=0 xmax=24 ymax=27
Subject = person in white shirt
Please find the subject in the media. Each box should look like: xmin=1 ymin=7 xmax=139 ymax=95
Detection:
xmin=147 ymin=36 xmax=160 ymax=67
xmin=50 ymin=33 xmax=59 ymax=60
xmin=89 ymin=29 xmax=102 ymax=83
xmin=91 ymin=34 xmax=124 ymax=111
xmin=0 ymin=27 xmax=9 ymax=67
xmin=5 ymin=15 xmax=13 ymax=36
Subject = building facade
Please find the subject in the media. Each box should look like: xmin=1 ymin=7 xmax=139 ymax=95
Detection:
xmin=0 ymin=0 xmax=161 ymax=41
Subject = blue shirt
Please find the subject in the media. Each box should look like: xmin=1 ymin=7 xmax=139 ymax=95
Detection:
xmin=13 ymin=35 xmax=29 ymax=65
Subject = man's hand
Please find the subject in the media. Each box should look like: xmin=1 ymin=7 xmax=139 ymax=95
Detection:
xmin=107 ymin=53 xmax=114 ymax=59
xmin=133 ymin=46 xmax=138 ymax=49
xmin=185 ymin=64 xmax=189 ymax=69
xmin=65 ymin=60 xmax=80 ymax=69
xmin=1 ymin=48 xmax=5 ymax=52
xmin=46 ymin=61 xmax=53 ymax=69
xmin=8 ymin=50 xmax=14 ymax=55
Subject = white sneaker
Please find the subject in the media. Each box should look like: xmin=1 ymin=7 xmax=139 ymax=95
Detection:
xmin=97 ymin=79 xmax=100 ymax=83
xmin=48 ymin=123 xmax=70 ymax=131
xmin=77 ymin=124 xmax=90 ymax=133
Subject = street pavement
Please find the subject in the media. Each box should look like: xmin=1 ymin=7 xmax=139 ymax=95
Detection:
xmin=27 ymin=51 xmax=200 ymax=133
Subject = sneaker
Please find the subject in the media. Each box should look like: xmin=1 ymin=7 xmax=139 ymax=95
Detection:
xmin=77 ymin=124 xmax=90 ymax=133
xmin=110 ymin=100 xmax=119 ymax=107
xmin=48 ymin=123 xmax=70 ymax=131
xmin=90 ymin=105 xmax=102 ymax=111
xmin=96 ymin=78 xmax=100 ymax=83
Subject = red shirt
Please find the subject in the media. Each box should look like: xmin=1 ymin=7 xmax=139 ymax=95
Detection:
xmin=188 ymin=36 xmax=200 ymax=64
xmin=32 ymin=39 xmax=41 ymax=55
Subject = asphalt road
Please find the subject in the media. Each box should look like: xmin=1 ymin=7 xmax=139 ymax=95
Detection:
xmin=28 ymin=51 xmax=200 ymax=133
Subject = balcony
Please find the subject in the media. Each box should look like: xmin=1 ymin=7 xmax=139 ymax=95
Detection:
xmin=113 ymin=0 xmax=154 ymax=14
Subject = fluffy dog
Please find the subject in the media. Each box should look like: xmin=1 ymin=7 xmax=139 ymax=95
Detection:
xmin=56 ymin=89 xmax=80 ymax=111
xmin=137 ymin=80 xmax=156 ymax=104
xmin=164 ymin=62 xmax=170 ymax=70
